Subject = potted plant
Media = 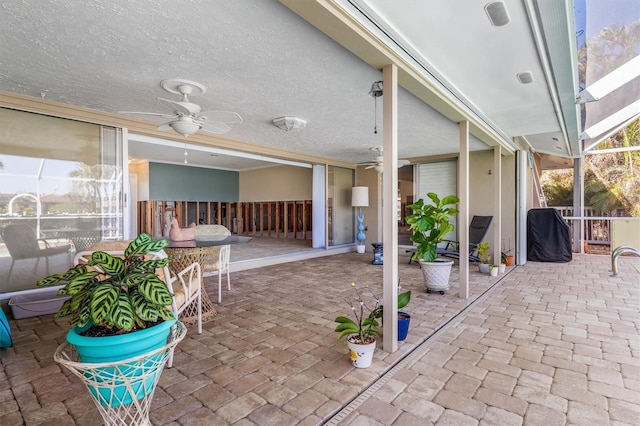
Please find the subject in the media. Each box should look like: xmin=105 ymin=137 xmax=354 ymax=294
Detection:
xmin=489 ymin=263 xmax=499 ymax=277
xmin=372 ymin=289 xmax=412 ymax=341
xmin=36 ymin=233 xmax=177 ymax=405
xmin=405 ymin=192 xmax=459 ymax=294
xmin=502 ymin=238 xmax=515 ymax=266
xmin=476 ymin=241 xmax=491 ymax=273
xmin=334 ymin=282 xmax=380 ymax=368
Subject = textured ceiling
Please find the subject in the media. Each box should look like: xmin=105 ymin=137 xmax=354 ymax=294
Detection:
xmin=0 ymin=0 xmax=578 ymax=170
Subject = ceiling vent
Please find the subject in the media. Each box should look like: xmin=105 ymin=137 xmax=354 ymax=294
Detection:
xmin=485 ymin=2 xmax=510 ymax=27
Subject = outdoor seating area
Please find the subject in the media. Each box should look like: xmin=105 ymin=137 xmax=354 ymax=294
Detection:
xmin=1 ymin=251 xmax=638 ymax=424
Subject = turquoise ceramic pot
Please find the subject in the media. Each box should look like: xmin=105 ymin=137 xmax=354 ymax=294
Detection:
xmin=66 ymin=316 xmax=177 ymax=407
xmin=67 ymin=316 xmax=177 ymax=363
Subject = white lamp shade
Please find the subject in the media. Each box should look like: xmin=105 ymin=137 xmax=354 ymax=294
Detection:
xmin=352 ymin=186 xmax=369 ymax=207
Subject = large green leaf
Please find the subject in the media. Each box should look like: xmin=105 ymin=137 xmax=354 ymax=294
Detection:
xmin=125 ymin=233 xmax=153 ymax=257
xmin=64 ymin=271 xmax=100 ymax=295
xmin=132 ymin=258 xmax=169 ymax=273
xmin=131 ymin=291 xmax=158 ymax=322
xmin=137 ymin=276 xmax=173 ymax=305
xmin=90 ymin=284 xmax=118 ymax=324
xmin=90 ymin=252 xmax=125 ymax=277
xmin=110 ymin=292 xmax=135 ymax=331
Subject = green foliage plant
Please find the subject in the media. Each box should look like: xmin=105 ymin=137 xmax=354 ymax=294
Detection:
xmin=334 ymin=282 xmax=380 ymax=344
xmin=476 ymin=241 xmax=491 ymax=264
xmin=405 ymin=192 xmax=460 ymax=262
xmin=37 ymin=233 xmax=174 ymax=333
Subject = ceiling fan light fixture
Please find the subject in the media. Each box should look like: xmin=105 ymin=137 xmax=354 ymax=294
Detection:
xmin=273 ymin=116 xmax=306 ymax=131
xmin=169 ymin=119 xmax=202 ymax=137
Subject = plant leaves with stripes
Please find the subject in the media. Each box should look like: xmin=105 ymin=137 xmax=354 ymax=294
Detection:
xmin=130 ymin=290 xmax=158 ymax=322
xmin=90 ymin=251 xmax=125 ymax=277
xmin=110 ymin=292 xmax=135 ymax=331
xmin=131 ymin=258 xmax=169 ymax=273
xmin=125 ymin=233 xmax=153 ymax=257
xmin=157 ymin=307 xmax=175 ymax=321
xmin=137 ymin=275 xmax=173 ymax=305
xmin=64 ymin=271 xmax=100 ymax=295
xmin=90 ymin=283 xmax=118 ymax=324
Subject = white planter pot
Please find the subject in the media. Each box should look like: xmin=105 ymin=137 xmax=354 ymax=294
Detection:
xmin=499 ymin=263 xmax=506 ymax=273
xmin=346 ymin=334 xmax=377 ymax=368
xmin=356 ymin=245 xmax=366 ymax=254
xmin=490 ymin=267 xmax=498 ymax=276
xmin=478 ymin=263 xmax=490 ymax=273
xmin=418 ymin=259 xmax=453 ymax=294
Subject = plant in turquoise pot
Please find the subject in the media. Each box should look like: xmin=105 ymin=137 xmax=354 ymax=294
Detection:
xmin=37 ymin=233 xmax=177 ymax=407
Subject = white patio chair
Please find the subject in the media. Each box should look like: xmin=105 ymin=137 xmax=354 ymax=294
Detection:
xmin=207 ymin=244 xmax=231 ymax=304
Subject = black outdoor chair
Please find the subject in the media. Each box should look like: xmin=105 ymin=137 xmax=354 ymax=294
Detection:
xmin=1 ymin=223 xmax=71 ymax=280
xmin=407 ymin=215 xmax=493 ymax=263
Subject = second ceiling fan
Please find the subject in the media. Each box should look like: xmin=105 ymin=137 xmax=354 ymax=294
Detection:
xmin=358 ymin=147 xmax=410 ymax=172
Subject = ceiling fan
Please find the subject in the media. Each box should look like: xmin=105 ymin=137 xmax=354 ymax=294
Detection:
xmin=358 ymin=147 xmax=410 ymax=172
xmin=120 ymin=79 xmax=242 ymax=137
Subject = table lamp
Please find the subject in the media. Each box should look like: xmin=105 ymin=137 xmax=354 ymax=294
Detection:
xmin=352 ymin=186 xmax=369 ymax=253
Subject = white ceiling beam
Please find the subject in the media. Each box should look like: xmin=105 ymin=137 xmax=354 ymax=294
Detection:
xmin=577 ymin=56 xmax=640 ymax=104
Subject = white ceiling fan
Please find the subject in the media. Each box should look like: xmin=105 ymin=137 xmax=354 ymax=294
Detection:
xmin=120 ymin=79 xmax=242 ymax=137
xmin=358 ymin=147 xmax=410 ymax=172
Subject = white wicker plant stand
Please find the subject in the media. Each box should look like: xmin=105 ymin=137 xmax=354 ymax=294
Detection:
xmin=54 ymin=322 xmax=187 ymax=426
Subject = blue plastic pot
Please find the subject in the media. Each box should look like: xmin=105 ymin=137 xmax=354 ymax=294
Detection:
xmin=66 ymin=316 xmax=177 ymax=406
xmin=398 ymin=311 xmax=411 ymax=341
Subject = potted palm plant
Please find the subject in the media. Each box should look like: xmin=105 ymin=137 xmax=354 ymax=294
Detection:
xmin=405 ymin=192 xmax=459 ymax=294
xmin=37 ymin=233 xmax=177 ymax=405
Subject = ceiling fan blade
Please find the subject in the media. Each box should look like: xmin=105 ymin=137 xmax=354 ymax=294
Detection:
xmin=399 ymin=159 xmax=411 ymax=167
xmin=365 ymin=165 xmax=376 ymax=169
xmin=200 ymin=121 xmax=231 ymax=134
xmin=157 ymin=97 xmax=192 ymax=116
xmin=198 ymin=110 xmax=242 ymax=124
xmin=157 ymin=123 xmax=173 ymax=131
xmin=118 ymin=111 xmax=177 ymax=118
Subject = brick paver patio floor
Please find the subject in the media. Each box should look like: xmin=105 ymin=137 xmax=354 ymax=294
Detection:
xmin=1 ymin=252 xmax=638 ymax=425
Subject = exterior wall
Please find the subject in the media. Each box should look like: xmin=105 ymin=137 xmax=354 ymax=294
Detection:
xmin=240 ymin=165 xmax=312 ymax=201
xmin=469 ymin=150 xmax=516 ymax=253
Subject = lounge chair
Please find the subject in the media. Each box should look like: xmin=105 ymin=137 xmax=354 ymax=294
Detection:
xmin=407 ymin=215 xmax=493 ymax=263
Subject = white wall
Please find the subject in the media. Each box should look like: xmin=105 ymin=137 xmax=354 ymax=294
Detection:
xmin=239 ymin=165 xmax=312 ymax=201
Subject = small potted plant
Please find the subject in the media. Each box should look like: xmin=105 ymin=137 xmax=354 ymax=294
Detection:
xmin=372 ymin=288 xmax=412 ymax=341
xmin=489 ymin=263 xmax=499 ymax=276
xmin=334 ymin=282 xmax=380 ymax=368
xmin=502 ymin=238 xmax=514 ymax=266
xmin=476 ymin=241 xmax=491 ymax=273
xmin=405 ymin=192 xmax=459 ymax=294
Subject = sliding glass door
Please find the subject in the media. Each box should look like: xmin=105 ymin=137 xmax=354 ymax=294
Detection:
xmin=0 ymin=107 xmax=125 ymax=295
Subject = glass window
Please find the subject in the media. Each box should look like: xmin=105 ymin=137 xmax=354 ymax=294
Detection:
xmin=0 ymin=108 xmax=124 ymax=294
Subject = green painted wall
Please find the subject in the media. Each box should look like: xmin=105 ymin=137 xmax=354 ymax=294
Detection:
xmin=149 ymin=162 xmax=239 ymax=201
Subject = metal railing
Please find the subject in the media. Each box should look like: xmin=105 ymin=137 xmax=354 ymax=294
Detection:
xmin=611 ymin=246 xmax=640 ymax=276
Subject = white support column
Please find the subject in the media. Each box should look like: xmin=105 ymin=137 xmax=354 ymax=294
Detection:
xmin=493 ymin=146 xmax=502 ymax=264
xmin=382 ymin=64 xmax=398 ymax=353
xmin=516 ymin=150 xmax=527 ymax=265
xmin=458 ymin=121 xmax=470 ymax=299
